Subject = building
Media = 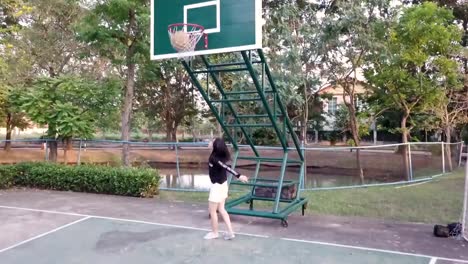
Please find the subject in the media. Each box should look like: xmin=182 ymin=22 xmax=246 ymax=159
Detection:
xmin=318 ymin=81 xmax=368 ymax=132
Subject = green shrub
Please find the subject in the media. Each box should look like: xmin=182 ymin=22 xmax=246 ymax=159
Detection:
xmin=0 ymin=162 xmax=159 ymax=198
xmin=0 ymin=165 xmax=17 ymax=189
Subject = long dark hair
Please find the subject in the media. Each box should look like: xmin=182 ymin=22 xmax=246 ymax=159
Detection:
xmin=209 ymin=138 xmax=231 ymax=163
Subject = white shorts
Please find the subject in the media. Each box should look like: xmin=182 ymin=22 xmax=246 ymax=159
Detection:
xmin=208 ymin=182 xmax=228 ymax=203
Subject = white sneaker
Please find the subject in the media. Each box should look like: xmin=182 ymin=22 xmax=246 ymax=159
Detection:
xmin=203 ymin=232 xmax=219 ymax=240
xmin=224 ymin=233 xmax=235 ymax=240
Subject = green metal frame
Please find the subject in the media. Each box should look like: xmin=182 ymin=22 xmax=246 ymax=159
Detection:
xmin=182 ymin=49 xmax=308 ymax=227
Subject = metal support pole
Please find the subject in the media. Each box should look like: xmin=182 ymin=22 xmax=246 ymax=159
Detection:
xmin=408 ymin=143 xmax=413 ymax=181
xmin=273 ymin=153 xmax=289 ymax=214
xmin=175 ymin=142 xmax=180 ymax=179
xmin=463 ymin=156 xmax=468 ymax=241
xmin=77 ymin=140 xmax=82 ymax=165
xmin=45 ymin=141 xmax=49 ymax=161
xmin=302 ymin=141 xmax=307 ymax=189
xmin=459 ymin=142 xmax=464 ymax=168
xmin=442 ymin=142 xmax=446 ymax=174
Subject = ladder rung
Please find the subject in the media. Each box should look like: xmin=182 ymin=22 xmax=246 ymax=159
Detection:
xmin=206 ymin=61 xmax=263 ymax=68
xmin=225 ymin=90 xmax=275 ymax=96
xmin=236 ymin=114 xmax=283 ymax=118
xmin=230 ymin=179 xmax=298 ymax=188
xmin=211 ymin=98 xmax=262 ymax=103
xmin=238 ymin=156 xmax=303 ymax=163
xmin=225 ymin=123 xmax=273 ymax=128
xmin=192 ymin=68 xmax=248 ymax=74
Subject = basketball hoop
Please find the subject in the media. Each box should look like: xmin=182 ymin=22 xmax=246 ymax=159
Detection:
xmin=168 ymin=23 xmax=208 ymax=62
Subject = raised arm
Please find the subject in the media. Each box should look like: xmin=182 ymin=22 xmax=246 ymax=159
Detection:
xmin=217 ymin=160 xmax=241 ymax=178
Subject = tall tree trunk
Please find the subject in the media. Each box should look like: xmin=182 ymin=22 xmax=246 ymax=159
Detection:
xmin=302 ymin=83 xmax=309 ymax=144
xmin=463 ymin=20 xmax=467 ymax=90
xmin=147 ymin=130 xmax=153 ymax=141
xmin=121 ymin=61 xmax=135 ymax=166
xmin=63 ymin=137 xmax=73 ymax=164
xmin=401 ymin=113 xmax=411 ymax=181
xmin=121 ymin=10 xmax=137 ymax=167
xmin=347 ymin=104 xmax=364 ymax=183
xmin=192 ymin=121 xmax=196 ymax=142
xmin=171 ymin=127 xmax=177 ymax=142
xmin=4 ymin=113 xmax=12 ymax=151
xmin=49 ymin=140 xmax=58 ymax=162
xmin=165 ymin=127 xmax=171 ymax=142
xmin=445 ymin=127 xmax=453 ymax=172
xmin=166 ymin=121 xmax=178 ymax=149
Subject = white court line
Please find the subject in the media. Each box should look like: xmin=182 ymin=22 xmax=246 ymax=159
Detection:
xmin=1 ymin=205 xmax=467 ymax=263
xmin=428 ymin=257 xmax=438 ymax=264
xmin=282 ymin=238 xmax=468 ymax=263
xmin=0 ymin=205 xmax=268 ymax=239
xmin=0 ymin=216 xmax=90 ymax=254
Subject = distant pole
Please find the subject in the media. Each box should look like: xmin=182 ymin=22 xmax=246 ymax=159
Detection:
xmin=77 ymin=139 xmax=82 ymax=165
xmin=442 ymin=142 xmax=446 ymax=174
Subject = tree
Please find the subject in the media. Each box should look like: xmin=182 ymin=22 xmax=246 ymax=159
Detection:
xmin=0 ymin=0 xmax=31 ymax=42
xmin=10 ymin=0 xmax=92 ymax=157
xmin=78 ymin=0 xmax=150 ymax=166
xmin=136 ymin=60 xmax=197 ymax=143
xmin=1 ymin=1 xmax=35 ymax=149
xmin=18 ymin=76 xmax=121 ymax=163
xmin=0 ymin=32 xmax=34 ymax=150
xmin=365 ymin=2 xmax=463 ymax=179
xmin=264 ymin=0 xmax=327 ymax=143
xmin=429 ymin=56 xmax=467 ymax=171
xmin=320 ymin=0 xmax=393 ymax=181
xmin=404 ymin=1 xmax=467 ymax=95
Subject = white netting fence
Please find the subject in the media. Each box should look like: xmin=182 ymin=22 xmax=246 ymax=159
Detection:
xmin=463 ymin=152 xmax=468 ymax=241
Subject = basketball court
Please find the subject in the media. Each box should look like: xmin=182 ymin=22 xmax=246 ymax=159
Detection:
xmin=2 ymin=1 xmax=466 ymax=263
xmin=1 ymin=189 xmax=467 ymax=264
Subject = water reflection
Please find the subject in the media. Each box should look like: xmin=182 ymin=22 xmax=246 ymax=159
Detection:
xmin=158 ymin=167 xmax=383 ymax=190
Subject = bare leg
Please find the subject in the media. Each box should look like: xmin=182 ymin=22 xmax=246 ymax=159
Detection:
xmin=209 ymin=201 xmax=219 ymax=234
xmin=218 ymin=198 xmax=234 ymax=235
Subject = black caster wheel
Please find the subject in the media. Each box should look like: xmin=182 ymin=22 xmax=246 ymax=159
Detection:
xmin=281 ymin=219 xmax=288 ymax=228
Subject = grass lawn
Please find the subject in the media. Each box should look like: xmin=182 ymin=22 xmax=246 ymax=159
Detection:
xmin=158 ymin=169 xmax=467 ymax=224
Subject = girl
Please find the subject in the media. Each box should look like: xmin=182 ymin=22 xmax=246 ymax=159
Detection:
xmin=204 ymin=138 xmax=248 ymax=240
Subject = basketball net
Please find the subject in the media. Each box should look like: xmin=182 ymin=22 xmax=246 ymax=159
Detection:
xmin=168 ymin=23 xmax=207 ymax=62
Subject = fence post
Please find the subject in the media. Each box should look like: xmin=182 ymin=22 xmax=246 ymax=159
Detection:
xmin=459 ymin=142 xmax=464 ymax=168
xmin=441 ymin=142 xmax=446 ymax=174
xmin=302 ymin=141 xmax=306 ymax=190
xmin=175 ymin=142 xmax=180 ymax=179
xmin=45 ymin=140 xmax=49 ymax=161
xmin=408 ymin=142 xmax=413 ymax=181
xmin=77 ymin=139 xmax=82 ymax=165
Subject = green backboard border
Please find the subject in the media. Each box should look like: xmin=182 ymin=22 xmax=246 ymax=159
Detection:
xmin=150 ymin=0 xmax=262 ymax=60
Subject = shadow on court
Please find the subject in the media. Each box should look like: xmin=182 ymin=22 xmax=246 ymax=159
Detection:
xmin=0 ymin=189 xmax=466 ymax=264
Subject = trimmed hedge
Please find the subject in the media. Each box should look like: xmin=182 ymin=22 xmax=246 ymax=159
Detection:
xmin=0 ymin=162 xmax=160 ymax=198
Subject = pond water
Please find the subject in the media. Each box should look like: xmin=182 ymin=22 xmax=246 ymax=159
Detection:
xmin=158 ymin=167 xmax=385 ymax=190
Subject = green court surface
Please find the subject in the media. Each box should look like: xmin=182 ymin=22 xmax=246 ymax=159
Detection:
xmin=1 ymin=209 xmax=467 ymax=264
